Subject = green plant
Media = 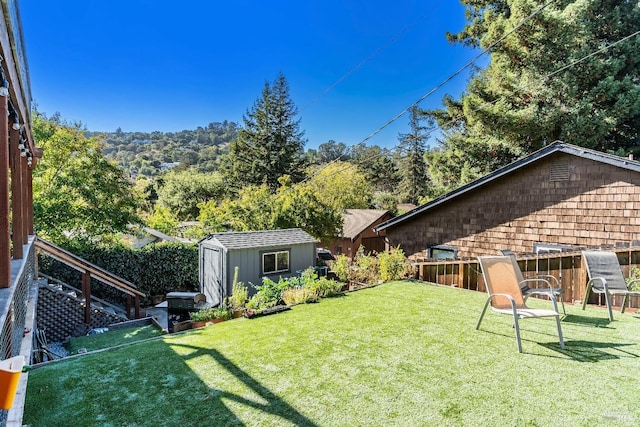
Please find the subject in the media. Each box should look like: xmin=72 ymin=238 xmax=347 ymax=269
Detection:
xmin=227 ymin=266 xmax=249 ymax=310
xmin=626 ymin=267 xmax=640 ymax=291
xmin=308 ymin=276 xmax=344 ymax=298
xmin=282 ymin=287 xmax=319 ymax=305
xmin=352 ymin=246 xmax=380 ymax=284
xmin=189 ymin=307 xmax=217 ymax=322
xmin=331 ymin=254 xmax=350 ymax=282
xmin=378 ymin=247 xmax=408 ymax=282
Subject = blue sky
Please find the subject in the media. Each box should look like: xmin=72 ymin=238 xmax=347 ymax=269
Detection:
xmin=20 ymin=1 xmax=481 ymax=150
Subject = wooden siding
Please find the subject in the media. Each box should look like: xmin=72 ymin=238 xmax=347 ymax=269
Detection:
xmin=412 ymin=248 xmax=640 ymax=309
xmin=386 ymin=152 xmax=640 ymax=259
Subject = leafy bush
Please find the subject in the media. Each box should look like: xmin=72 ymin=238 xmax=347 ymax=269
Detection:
xmin=331 ymin=254 xmax=350 ymax=282
xmin=39 ymin=240 xmax=199 ymax=304
xmin=627 ymin=267 xmax=640 ymax=291
xmin=282 ymin=287 xmax=319 ymax=305
xmin=352 ymin=246 xmax=379 ymax=284
xmin=226 ymin=266 xmax=248 ymax=310
xmin=378 ymin=247 xmax=408 ymax=282
xmin=308 ymin=276 xmax=344 ymax=297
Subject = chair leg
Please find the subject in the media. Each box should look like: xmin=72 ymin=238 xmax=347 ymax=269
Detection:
xmin=621 ymin=294 xmax=628 ymax=314
xmin=476 ymin=298 xmax=491 ymax=330
xmin=555 ymin=315 xmax=565 ymax=350
xmin=603 ymin=291 xmax=614 ymax=321
xmin=582 ymin=283 xmax=592 ymax=311
xmin=512 ymin=315 xmax=522 ymax=353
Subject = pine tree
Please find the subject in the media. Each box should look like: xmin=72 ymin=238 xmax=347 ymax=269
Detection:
xmin=398 ymin=107 xmax=430 ymax=204
xmin=224 ymin=73 xmax=306 ymax=192
xmin=426 ymin=0 xmax=640 ymax=189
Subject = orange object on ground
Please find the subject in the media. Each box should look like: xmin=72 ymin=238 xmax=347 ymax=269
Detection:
xmin=0 ymin=356 xmax=24 ymax=410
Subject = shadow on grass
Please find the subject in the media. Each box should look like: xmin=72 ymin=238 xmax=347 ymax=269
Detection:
xmin=541 ymin=340 xmax=639 ymax=362
xmin=171 ymin=342 xmax=318 ymax=426
xmin=561 ymin=314 xmax=613 ymax=328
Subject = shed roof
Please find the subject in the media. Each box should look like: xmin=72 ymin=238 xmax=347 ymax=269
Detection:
xmin=200 ymin=228 xmax=318 ymax=250
xmin=342 ymin=209 xmax=390 ymax=241
xmin=375 ymin=141 xmax=640 ymax=232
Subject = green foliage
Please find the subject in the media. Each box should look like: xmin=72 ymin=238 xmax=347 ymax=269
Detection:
xmin=222 ymin=73 xmax=307 ymax=192
xmin=426 ymin=0 xmax=640 ymax=189
xmin=94 ymin=121 xmax=238 ymax=177
xmin=397 ymin=107 xmax=431 ymax=204
xmin=227 ymin=267 xmax=249 ymax=310
xmin=155 ymin=170 xmax=227 ymax=220
xmin=332 ymin=254 xmax=351 ymax=282
xmin=282 ymin=287 xmax=319 ymax=305
xmin=626 ymin=267 xmax=640 ymax=291
xmin=352 ymin=246 xmax=380 ymax=284
xmin=304 ymin=161 xmax=373 ymax=211
xmin=39 ymin=241 xmax=199 ymax=301
xmin=146 ymin=206 xmax=179 ymax=234
xmin=32 ymin=112 xmax=142 ymax=245
xmin=197 ymin=181 xmax=342 ymax=242
xmin=190 ymin=307 xmax=231 ymax=322
xmin=308 ymin=276 xmax=344 ymax=298
xmin=378 ymin=247 xmax=408 ymax=282
xmin=350 ymin=143 xmax=401 ymax=193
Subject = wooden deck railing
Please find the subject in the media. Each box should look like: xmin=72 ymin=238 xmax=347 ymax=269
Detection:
xmin=412 ymin=246 xmax=640 ymax=309
xmin=34 ymin=237 xmax=145 ymax=321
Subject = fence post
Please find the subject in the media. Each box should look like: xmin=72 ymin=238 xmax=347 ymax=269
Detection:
xmin=82 ymin=271 xmax=91 ymax=324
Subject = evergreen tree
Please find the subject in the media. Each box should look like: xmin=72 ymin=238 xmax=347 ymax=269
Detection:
xmin=427 ymin=0 xmax=640 ymax=189
xmin=224 ymin=73 xmax=306 ymax=192
xmin=398 ymin=107 xmax=430 ymax=204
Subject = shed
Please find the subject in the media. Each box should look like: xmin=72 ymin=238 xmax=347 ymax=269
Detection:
xmin=199 ymin=228 xmax=318 ymax=306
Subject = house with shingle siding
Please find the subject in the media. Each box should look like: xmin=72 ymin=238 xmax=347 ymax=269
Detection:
xmin=375 ymin=142 xmax=640 ymax=259
xmin=328 ymin=209 xmax=392 ymax=258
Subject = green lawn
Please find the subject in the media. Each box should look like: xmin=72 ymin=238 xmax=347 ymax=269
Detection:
xmin=24 ymin=281 xmax=640 ymax=426
xmin=65 ymin=324 xmax=165 ymax=354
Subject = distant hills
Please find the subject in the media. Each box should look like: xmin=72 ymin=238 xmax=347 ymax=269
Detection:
xmin=87 ymin=121 xmax=239 ymax=177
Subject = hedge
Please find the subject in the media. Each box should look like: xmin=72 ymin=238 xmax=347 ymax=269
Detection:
xmin=39 ymin=241 xmax=199 ymax=305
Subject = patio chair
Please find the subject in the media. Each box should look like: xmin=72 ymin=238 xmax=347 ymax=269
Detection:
xmin=500 ymin=249 xmax=566 ymax=315
xmin=476 ymin=256 xmax=565 ymax=353
xmin=581 ymin=250 xmax=640 ymax=321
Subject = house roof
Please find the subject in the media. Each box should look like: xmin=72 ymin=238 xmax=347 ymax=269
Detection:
xmin=200 ymin=228 xmax=318 ymax=250
xmin=342 ymin=209 xmax=390 ymax=241
xmin=375 ymin=141 xmax=640 ymax=232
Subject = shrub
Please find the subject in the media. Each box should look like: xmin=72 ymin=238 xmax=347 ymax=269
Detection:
xmin=331 ymin=254 xmax=350 ymax=282
xmin=282 ymin=287 xmax=319 ymax=305
xmin=227 ymin=266 xmax=248 ymax=310
xmin=308 ymin=276 xmax=344 ymax=297
xmin=352 ymin=246 xmax=379 ymax=284
xmin=627 ymin=267 xmax=640 ymax=291
xmin=378 ymin=247 xmax=408 ymax=282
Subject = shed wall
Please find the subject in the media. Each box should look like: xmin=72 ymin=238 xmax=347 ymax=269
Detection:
xmin=386 ymin=152 xmax=640 ymax=258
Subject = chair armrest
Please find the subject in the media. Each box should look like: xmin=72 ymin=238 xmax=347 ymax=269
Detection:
xmin=520 ymin=278 xmax=553 ymax=293
xmin=536 ymin=274 xmax=560 ymax=288
xmin=587 ymin=276 xmax=607 ymax=292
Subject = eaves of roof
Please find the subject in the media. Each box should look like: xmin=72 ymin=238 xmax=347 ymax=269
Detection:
xmin=374 ymin=141 xmax=640 ymax=232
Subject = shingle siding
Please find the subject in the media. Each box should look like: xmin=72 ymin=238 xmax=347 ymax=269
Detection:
xmin=385 ymin=152 xmax=640 ymax=258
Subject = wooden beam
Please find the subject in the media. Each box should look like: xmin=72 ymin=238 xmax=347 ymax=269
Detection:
xmin=25 ymin=163 xmax=32 ymax=236
xmin=82 ymin=271 xmax=91 ymax=324
xmin=9 ymin=125 xmax=22 ymax=259
xmin=0 ymin=93 xmax=9 ymax=287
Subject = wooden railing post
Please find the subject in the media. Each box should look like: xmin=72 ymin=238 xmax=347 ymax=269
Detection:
xmin=9 ymin=125 xmax=23 ymax=259
xmin=134 ymin=296 xmax=141 ymax=319
xmin=0 ymin=90 xmax=9 ymax=287
xmin=82 ymin=271 xmax=91 ymax=324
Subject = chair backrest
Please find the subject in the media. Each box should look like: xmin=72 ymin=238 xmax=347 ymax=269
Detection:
xmin=500 ymin=250 xmax=527 ymax=286
xmin=582 ymin=251 xmax=628 ymax=291
xmin=478 ymin=256 xmax=526 ymax=309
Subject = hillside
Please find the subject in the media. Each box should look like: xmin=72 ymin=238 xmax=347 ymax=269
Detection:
xmin=87 ymin=121 xmax=239 ymax=177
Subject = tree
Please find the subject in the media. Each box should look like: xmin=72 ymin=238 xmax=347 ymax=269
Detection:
xmin=32 ymin=112 xmax=141 ymax=245
xmin=197 ymin=177 xmax=341 ymax=242
xmin=350 ymin=143 xmax=400 ymax=193
xmin=304 ymin=161 xmax=372 ymax=211
xmin=426 ymin=0 xmax=640 ymax=188
xmin=223 ymin=73 xmax=307 ymax=192
xmin=155 ymin=170 xmax=226 ymax=220
xmin=397 ymin=106 xmax=430 ymax=204
xmin=317 ymin=140 xmax=350 ymax=164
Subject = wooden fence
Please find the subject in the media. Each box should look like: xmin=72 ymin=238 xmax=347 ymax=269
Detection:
xmin=412 ymin=246 xmax=640 ymax=310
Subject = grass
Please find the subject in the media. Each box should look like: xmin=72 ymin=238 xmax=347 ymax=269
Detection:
xmin=24 ymin=281 xmax=640 ymax=426
xmin=65 ymin=324 xmax=165 ymax=354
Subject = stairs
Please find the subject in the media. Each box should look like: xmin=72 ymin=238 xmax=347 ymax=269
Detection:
xmin=36 ymin=276 xmax=130 ymax=342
